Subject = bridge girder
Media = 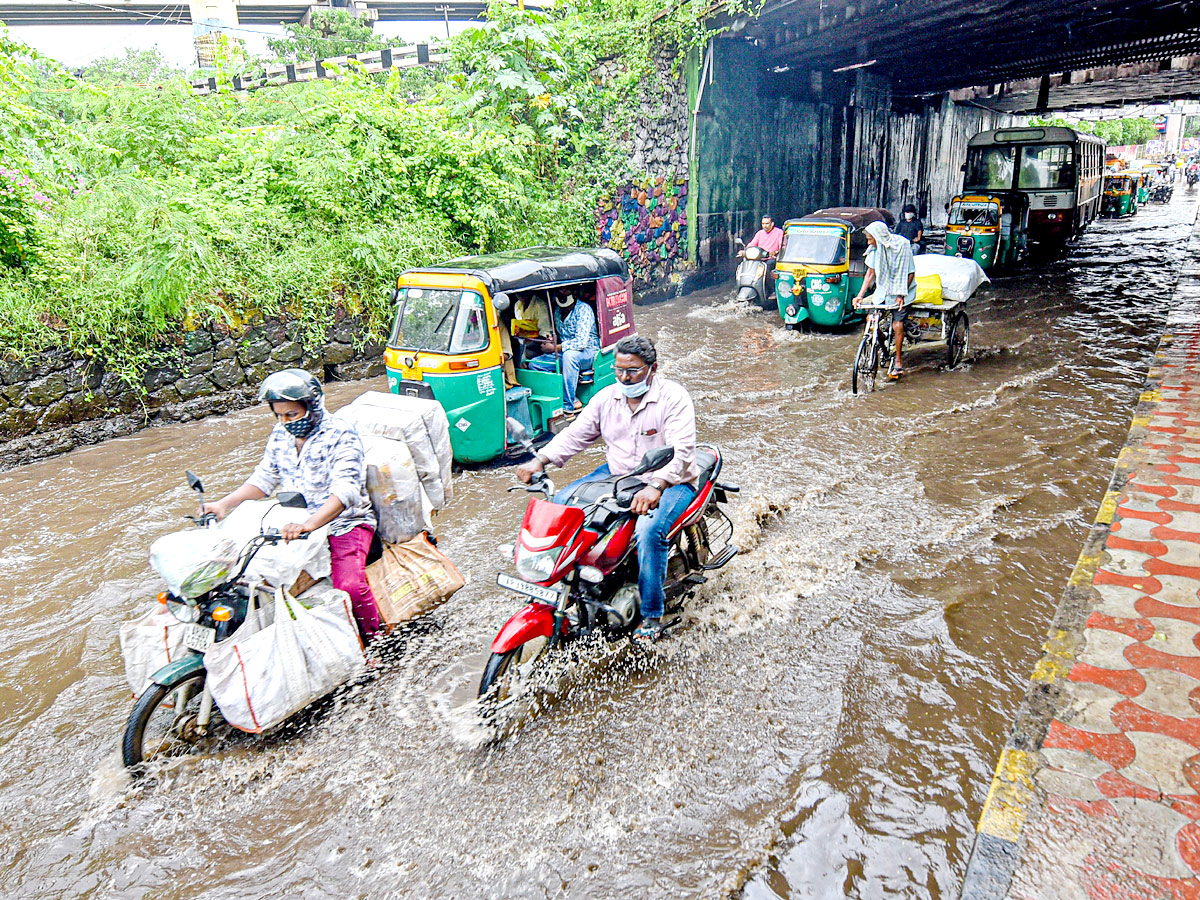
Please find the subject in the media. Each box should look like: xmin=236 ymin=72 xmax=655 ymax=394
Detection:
xmin=735 ymin=0 xmax=1200 ymax=99
xmin=0 ymin=0 xmax=528 ymax=25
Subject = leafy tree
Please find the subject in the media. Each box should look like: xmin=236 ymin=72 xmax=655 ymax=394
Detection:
xmin=1030 ymin=115 xmax=1159 ymax=147
xmin=268 ymin=9 xmax=386 ymax=61
xmin=80 ymin=47 xmax=182 ymax=83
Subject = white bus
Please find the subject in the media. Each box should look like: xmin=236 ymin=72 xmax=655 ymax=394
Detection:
xmin=962 ymin=126 xmax=1106 ymax=246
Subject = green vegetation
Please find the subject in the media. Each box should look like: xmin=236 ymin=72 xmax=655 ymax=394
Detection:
xmin=1030 ymin=115 xmax=1161 ymax=147
xmin=0 ymin=0 xmax=706 ymax=385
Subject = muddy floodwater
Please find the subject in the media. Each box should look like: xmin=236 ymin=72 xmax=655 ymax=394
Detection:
xmin=1 ymin=196 xmax=1197 ymax=899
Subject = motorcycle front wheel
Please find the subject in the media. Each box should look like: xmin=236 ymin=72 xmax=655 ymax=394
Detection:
xmin=122 ymin=670 xmax=209 ymax=770
xmin=478 ymin=635 xmax=550 ymax=702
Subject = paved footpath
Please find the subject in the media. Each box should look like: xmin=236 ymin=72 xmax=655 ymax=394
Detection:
xmin=961 ymin=217 xmax=1200 ymax=900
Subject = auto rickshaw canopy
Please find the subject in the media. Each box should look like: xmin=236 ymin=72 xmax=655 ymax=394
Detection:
xmin=399 ymin=247 xmax=626 ymax=297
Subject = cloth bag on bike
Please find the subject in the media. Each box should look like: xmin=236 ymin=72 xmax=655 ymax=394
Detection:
xmin=204 ymin=586 xmax=365 ymax=733
xmin=118 ymin=602 xmax=189 ymax=696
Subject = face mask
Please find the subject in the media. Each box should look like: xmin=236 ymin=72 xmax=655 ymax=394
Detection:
xmin=619 ymin=378 xmax=651 ymax=399
xmin=904 ymin=212 xmax=915 ymax=220
xmin=283 ymin=412 xmax=319 ymax=438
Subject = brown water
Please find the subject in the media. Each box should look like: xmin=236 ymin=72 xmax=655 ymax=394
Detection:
xmin=0 ymin=194 xmax=1196 ymax=900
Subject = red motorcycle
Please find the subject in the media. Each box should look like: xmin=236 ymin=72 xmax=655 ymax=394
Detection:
xmin=479 ymin=420 xmax=739 ymax=701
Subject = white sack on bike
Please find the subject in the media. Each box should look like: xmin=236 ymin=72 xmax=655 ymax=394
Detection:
xmin=149 ymin=530 xmax=240 ymax=599
xmin=215 ymin=499 xmax=332 ymax=587
xmin=914 ymin=254 xmax=989 ymax=302
xmin=361 ymin=433 xmax=429 ymax=544
xmin=118 ymin=602 xmax=189 ymax=696
xmin=204 ymin=586 xmax=364 ymax=733
xmin=338 ymin=391 xmax=453 ymax=509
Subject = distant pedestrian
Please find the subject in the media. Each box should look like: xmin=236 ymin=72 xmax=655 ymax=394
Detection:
xmin=895 ymin=203 xmax=925 ymax=254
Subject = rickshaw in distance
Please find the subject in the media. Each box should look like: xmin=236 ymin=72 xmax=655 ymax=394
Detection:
xmin=774 ymin=207 xmax=895 ymax=329
xmin=385 ymin=248 xmax=636 ymax=465
xmin=943 ymin=191 xmax=1029 ymax=271
xmin=1133 ymin=170 xmax=1151 ymax=204
xmin=1102 ymin=173 xmax=1138 ymax=217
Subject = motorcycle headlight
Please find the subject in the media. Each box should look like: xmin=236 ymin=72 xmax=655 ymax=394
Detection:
xmin=514 ymin=545 xmax=560 ymax=581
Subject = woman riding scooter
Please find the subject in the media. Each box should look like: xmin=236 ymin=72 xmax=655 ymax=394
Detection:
xmin=202 ymin=369 xmax=382 ymax=640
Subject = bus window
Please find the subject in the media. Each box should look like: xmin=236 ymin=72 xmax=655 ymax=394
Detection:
xmin=1019 ymin=145 xmax=1075 ymax=189
xmin=965 ymin=146 xmax=1016 ymax=191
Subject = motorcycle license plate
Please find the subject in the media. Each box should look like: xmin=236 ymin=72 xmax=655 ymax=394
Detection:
xmin=497 ymin=573 xmax=558 ymax=604
xmin=183 ymin=623 xmax=216 ymax=653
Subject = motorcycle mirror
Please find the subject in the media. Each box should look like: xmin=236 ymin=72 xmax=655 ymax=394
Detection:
xmin=505 ymin=416 xmax=530 ymax=445
xmin=735 ymin=236 xmax=745 ymax=248
xmin=630 ymin=445 xmax=674 ymax=477
xmin=493 ymin=292 xmax=511 ymax=313
xmin=278 ymin=491 xmax=308 ymax=509
xmin=185 ymin=470 xmax=205 ymax=494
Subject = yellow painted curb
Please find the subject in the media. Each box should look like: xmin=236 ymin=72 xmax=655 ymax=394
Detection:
xmin=1139 ymin=389 xmax=1163 ymax=404
xmin=1031 ymin=629 xmax=1074 ymax=685
xmin=1095 ymin=491 xmax=1119 ymax=525
xmin=1069 ymin=551 xmax=1103 ymax=587
xmin=977 ymin=748 xmax=1037 ymax=842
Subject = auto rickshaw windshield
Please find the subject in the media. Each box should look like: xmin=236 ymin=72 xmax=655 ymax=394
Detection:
xmin=949 ymin=201 xmax=1000 ymax=226
xmin=780 ymin=225 xmax=847 ymax=265
xmin=390 ymin=287 xmax=489 ymax=353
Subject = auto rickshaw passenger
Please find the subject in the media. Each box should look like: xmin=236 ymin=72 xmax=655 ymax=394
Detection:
xmin=527 ymin=288 xmax=600 ymax=415
xmin=509 ymin=292 xmax=554 ymax=368
xmin=853 ymin=221 xmax=916 ymax=380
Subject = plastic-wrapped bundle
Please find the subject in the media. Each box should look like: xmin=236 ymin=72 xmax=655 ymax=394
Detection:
xmin=216 ymin=499 xmax=332 ymax=587
xmin=914 ymin=255 xmax=990 ymax=302
xmin=361 ymin=433 xmax=429 ymax=544
xmin=338 ymin=392 xmax=453 ymax=510
xmin=149 ymin=530 xmax=240 ymax=599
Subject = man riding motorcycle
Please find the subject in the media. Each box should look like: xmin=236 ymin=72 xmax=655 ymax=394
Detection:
xmin=516 ymin=335 xmax=697 ymax=642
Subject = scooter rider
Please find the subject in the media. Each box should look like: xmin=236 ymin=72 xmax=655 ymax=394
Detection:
xmin=516 ymin=335 xmax=698 ymax=641
xmin=202 ymin=368 xmax=383 ymax=640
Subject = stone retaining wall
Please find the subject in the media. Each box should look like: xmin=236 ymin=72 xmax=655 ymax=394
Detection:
xmin=0 ymin=307 xmax=385 ymax=471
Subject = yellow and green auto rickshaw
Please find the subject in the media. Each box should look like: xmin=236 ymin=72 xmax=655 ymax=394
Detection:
xmin=1102 ymin=173 xmax=1138 ymax=217
xmin=384 ymin=248 xmax=636 ymax=464
xmin=1133 ymin=169 xmax=1151 ymax=204
xmin=775 ymin=207 xmax=895 ymax=329
xmin=943 ymin=191 xmax=1030 ymax=271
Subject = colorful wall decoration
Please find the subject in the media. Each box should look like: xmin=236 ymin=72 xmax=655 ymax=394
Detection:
xmin=596 ymin=175 xmax=688 ymax=289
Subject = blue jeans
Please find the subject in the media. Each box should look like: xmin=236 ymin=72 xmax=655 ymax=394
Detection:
xmin=526 ymin=348 xmax=597 ymax=409
xmin=557 ymin=464 xmax=697 ymax=620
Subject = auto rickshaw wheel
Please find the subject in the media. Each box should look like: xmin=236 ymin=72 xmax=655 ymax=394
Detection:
xmin=947 ymin=312 xmax=969 ymax=368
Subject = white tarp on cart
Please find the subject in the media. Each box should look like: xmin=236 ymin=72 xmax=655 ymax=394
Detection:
xmin=914 ymin=254 xmax=989 ymax=302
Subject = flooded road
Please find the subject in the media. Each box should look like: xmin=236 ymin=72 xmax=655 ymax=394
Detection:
xmin=1 ymin=194 xmax=1197 ymax=900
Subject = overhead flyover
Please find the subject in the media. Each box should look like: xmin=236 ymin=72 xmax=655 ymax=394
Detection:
xmin=0 ymin=0 xmax=544 ymax=25
xmin=723 ymin=0 xmax=1200 ymax=104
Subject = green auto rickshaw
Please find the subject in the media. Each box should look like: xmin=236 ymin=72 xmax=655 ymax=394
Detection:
xmin=774 ymin=207 xmax=895 ymax=328
xmin=943 ymin=191 xmax=1029 ymax=271
xmin=384 ymin=248 xmax=636 ymax=464
xmin=1102 ymin=173 xmax=1138 ymax=217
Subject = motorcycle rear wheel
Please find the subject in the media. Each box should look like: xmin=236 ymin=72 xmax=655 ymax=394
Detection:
xmin=478 ymin=635 xmax=550 ymax=701
xmin=122 ymin=670 xmax=209 ymax=770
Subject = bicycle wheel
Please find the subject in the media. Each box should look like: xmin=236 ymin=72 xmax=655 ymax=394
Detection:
xmin=852 ymin=332 xmax=880 ymax=394
xmin=946 ymin=312 xmax=970 ymax=368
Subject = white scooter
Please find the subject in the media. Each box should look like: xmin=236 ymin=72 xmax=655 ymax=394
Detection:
xmin=734 ymin=238 xmax=777 ymax=311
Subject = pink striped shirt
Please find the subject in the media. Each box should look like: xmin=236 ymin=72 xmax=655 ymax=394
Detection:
xmin=541 ymin=376 xmax=699 ymax=486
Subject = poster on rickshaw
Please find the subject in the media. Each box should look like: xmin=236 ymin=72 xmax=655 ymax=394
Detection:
xmin=596 ymin=275 xmax=635 ymax=351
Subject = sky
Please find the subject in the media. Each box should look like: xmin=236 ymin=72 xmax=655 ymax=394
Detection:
xmin=9 ymin=19 xmax=471 ymax=68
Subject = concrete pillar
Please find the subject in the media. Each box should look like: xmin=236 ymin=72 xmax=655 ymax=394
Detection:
xmin=1036 ymin=73 xmax=1050 ymax=112
xmin=190 ymin=0 xmax=239 ymax=68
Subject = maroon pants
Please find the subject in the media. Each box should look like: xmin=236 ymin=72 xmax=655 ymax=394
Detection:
xmin=329 ymin=525 xmax=380 ymax=640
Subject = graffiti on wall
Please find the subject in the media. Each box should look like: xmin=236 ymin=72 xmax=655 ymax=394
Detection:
xmin=596 ymin=175 xmax=688 ymax=287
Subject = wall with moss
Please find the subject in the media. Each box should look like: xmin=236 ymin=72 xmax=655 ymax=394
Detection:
xmin=0 ymin=309 xmax=383 ymax=470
